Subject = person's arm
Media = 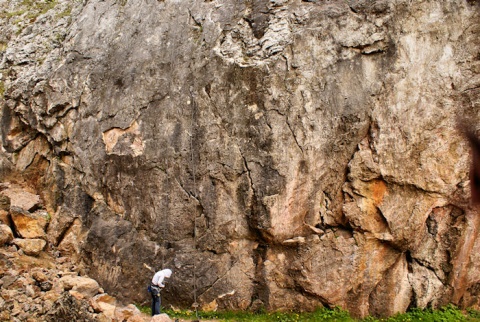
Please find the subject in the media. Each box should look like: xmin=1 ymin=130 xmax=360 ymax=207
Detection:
xmin=157 ymin=275 xmax=165 ymax=287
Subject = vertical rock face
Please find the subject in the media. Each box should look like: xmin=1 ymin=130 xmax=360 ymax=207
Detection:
xmin=0 ymin=0 xmax=479 ymax=317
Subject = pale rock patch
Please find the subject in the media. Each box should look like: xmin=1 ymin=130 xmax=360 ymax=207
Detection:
xmin=10 ymin=207 xmax=48 ymax=239
xmin=2 ymin=187 xmax=41 ymax=212
xmin=151 ymin=313 xmax=174 ymax=322
xmin=11 ymin=238 xmax=46 ymax=256
xmin=0 ymin=224 xmax=14 ymax=246
xmin=59 ymin=275 xmax=101 ymax=298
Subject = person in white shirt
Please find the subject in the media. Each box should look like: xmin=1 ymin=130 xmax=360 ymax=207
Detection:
xmin=149 ymin=268 xmax=172 ymax=316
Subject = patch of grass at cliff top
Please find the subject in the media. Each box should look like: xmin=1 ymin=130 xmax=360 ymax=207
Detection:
xmin=2 ymin=10 xmax=26 ymax=19
xmin=1 ymin=0 xmax=58 ymax=21
xmin=55 ymin=5 xmax=71 ymax=20
xmin=21 ymin=0 xmax=57 ymax=13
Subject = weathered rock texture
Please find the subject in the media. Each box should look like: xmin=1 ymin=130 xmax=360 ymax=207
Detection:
xmin=1 ymin=0 xmax=480 ymax=318
xmin=0 ymin=188 xmax=152 ymax=321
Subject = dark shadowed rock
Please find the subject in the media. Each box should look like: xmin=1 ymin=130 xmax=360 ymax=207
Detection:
xmin=45 ymin=292 xmax=96 ymax=322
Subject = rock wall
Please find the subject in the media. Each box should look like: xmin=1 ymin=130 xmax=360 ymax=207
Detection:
xmin=1 ymin=0 xmax=480 ymax=317
xmin=0 ymin=184 xmax=151 ymax=321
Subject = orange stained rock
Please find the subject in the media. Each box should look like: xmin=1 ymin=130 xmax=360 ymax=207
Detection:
xmin=371 ymin=180 xmax=387 ymax=206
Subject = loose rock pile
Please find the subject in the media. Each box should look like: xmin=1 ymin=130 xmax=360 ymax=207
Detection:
xmin=0 ymin=182 xmax=169 ymax=322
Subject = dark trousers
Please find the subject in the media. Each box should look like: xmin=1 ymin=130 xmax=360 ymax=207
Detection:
xmin=151 ymin=293 xmax=161 ymax=316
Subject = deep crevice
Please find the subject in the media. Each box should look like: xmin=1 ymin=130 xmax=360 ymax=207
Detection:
xmin=55 ymin=218 xmax=77 ymax=247
xmin=285 ymin=116 xmax=304 ymax=154
xmin=250 ymin=244 xmax=269 ymax=309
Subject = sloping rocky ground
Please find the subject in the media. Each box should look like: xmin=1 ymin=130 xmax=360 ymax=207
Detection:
xmin=0 ymin=181 xmax=164 ymax=322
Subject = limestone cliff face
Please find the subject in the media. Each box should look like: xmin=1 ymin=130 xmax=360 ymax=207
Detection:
xmin=1 ymin=0 xmax=479 ymax=317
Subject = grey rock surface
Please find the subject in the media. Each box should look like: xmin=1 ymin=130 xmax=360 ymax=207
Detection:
xmin=0 ymin=0 xmax=479 ymax=317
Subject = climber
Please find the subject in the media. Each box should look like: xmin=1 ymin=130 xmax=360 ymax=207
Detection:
xmin=148 ymin=268 xmax=172 ymax=316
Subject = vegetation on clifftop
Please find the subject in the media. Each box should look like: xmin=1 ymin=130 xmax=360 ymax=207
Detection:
xmin=0 ymin=0 xmax=72 ymax=36
xmin=1 ymin=0 xmax=57 ymax=18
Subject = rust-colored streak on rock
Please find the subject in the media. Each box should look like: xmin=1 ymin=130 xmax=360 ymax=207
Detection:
xmin=451 ymin=208 xmax=480 ymax=304
xmin=371 ymin=180 xmax=387 ymax=206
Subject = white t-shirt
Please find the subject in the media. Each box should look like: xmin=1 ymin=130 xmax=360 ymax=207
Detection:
xmin=152 ymin=268 xmax=172 ymax=287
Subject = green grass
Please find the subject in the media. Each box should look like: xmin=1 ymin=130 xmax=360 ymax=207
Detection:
xmin=385 ymin=305 xmax=467 ymax=322
xmin=21 ymin=0 xmax=57 ymax=12
xmin=188 ymin=307 xmax=353 ymax=322
xmin=55 ymin=6 xmax=71 ymax=20
xmin=137 ymin=304 xmax=150 ymax=315
xmin=2 ymin=10 xmax=26 ymax=18
xmin=1 ymin=0 xmax=58 ymax=21
xmin=134 ymin=305 xmax=480 ymax=321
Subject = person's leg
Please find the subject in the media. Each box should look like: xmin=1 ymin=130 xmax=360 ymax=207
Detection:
xmin=151 ymin=293 xmax=156 ymax=316
xmin=153 ymin=295 xmax=161 ymax=315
